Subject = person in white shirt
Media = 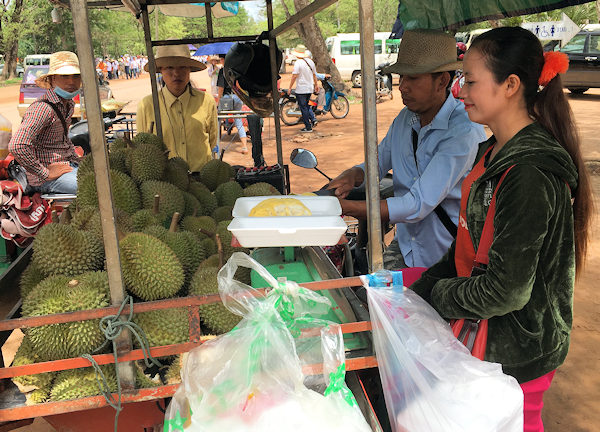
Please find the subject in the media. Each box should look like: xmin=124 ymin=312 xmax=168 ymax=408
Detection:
xmin=288 ymin=44 xmax=318 ymax=132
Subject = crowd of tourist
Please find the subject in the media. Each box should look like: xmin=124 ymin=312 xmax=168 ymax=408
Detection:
xmin=95 ymin=55 xmax=148 ymax=80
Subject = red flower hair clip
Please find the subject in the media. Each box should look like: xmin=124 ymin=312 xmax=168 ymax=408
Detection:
xmin=538 ymin=51 xmax=569 ymax=92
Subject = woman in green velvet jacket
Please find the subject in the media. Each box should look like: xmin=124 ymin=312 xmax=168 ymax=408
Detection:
xmin=410 ymin=27 xmax=593 ymax=431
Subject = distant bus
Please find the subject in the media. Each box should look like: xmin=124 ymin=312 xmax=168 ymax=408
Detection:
xmin=326 ymin=33 xmax=401 ymax=87
xmin=24 ymin=54 xmax=52 ymax=67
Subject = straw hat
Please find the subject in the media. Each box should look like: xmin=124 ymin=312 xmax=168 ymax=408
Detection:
xmin=291 ymin=44 xmax=310 ymax=59
xmin=383 ymin=29 xmax=462 ymax=75
xmin=35 ymin=51 xmax=81 ymax=89
xmin=144 ymin=44 xmax=206 ymax=72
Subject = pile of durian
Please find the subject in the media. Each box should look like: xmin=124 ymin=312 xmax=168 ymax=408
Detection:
xmin=12 ymin=132 xmax=280 ymax=404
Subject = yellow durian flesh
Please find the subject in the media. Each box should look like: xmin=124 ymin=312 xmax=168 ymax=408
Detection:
xmin=248 ymin=198 xmax=312 ymax=217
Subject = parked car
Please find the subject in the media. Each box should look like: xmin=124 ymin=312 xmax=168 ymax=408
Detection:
xmin=18 ymin=65 xmax=113 ymax=122
xmin=557 ymin=29 xmax=600 ymax=94
xmin=0 ymin=63 xmax=24 ymax=77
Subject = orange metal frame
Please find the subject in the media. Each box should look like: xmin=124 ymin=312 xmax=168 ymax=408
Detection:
xmin=0 ymin=276 xmax=377 ymax=422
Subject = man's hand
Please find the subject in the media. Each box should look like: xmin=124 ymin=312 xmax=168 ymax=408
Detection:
xmin=47 ymin=163 xmax=73 ymax=181
xmin=327 ymin=167 xmax=364 ymax=199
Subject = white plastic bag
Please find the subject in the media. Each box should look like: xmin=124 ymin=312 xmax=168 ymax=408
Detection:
xmin=364 ymin=273 xmax=523 ymax=432
xmin=164 ymin=252 xmax=372 ymax=432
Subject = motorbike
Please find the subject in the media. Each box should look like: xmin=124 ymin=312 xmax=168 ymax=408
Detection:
xmin=279 ymin=77 xmax=350 ymax=126
xmin=375 ymin=62 xmax=393 ymax=101
xmin=290 ymin=148 xmax=395 ymax=277
xmin=69 ymin=113 xmax=126 ymax=155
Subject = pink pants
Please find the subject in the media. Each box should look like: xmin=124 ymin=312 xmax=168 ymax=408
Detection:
xmin=520 ymin=370 xmax=556 ymax=432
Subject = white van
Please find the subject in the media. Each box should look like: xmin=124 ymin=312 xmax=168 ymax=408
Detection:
xmin=456 ymin=28 xmax=491 ymax=49
xmin=326 ymin=33 xmax=401 ymax=87
xmin=24 ymin=54 xmax=52 ymax=67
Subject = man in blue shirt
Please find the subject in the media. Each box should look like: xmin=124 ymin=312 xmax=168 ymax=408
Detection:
xmin=328 ymin=29 xmax=487 ymax=269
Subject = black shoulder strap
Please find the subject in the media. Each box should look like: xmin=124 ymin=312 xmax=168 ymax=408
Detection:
xmin=39 ymin=100 xmax=68 ymax=140
xmin=411 ymin=128 xmax=458 ymax=238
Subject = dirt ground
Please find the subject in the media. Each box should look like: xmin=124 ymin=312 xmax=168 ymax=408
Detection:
xmin=1 ymin=69 xmax=599 ymax=431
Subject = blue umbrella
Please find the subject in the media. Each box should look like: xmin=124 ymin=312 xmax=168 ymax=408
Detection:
xmin=193 ymin=42 xmax=235 ymax=56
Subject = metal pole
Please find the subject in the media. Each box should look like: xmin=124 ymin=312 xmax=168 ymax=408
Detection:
xmin=266 ymin=0 xmax=284 ymax=170
xmin=358 ymin=0 xmax=383 ymax=272
xmin=70 ymin=0 xmax=135 ymax=389
xmin=140 ymin=5 xmax=164 ymax=141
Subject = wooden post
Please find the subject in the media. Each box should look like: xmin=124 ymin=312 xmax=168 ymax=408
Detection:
xmin=140 ymin=5 xmax=163 ymax=142
xmin=358 ymin=0 xmax=383 ymax=272
xmin=266 ymin=0 xmax=285 ymax=170
xmin=69 ymin=0 xmax=135 ymax=390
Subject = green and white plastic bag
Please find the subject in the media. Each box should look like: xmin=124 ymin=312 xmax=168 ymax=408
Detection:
xmin=164 ymin=252 xmax=372 ymax=432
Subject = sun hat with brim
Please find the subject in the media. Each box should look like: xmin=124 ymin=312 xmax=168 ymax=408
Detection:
xmin=291 ymin=44 xmax=310 ymax=59
xmin=35 ymin=51 xmax=81 ymax=89
xmin=144 ymin=44 xmax=206 ymax=72
xmin=382 ymin=29 xmax=462 ymax=75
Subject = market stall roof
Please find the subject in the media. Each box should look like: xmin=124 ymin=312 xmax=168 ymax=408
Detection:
xmin=53 ymin=0 xmax=240 ymax=17
xmin=395 ymin=0 xmax=593 ymax=31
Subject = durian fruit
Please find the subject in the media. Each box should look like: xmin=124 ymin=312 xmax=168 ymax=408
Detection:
xmin=85 ymin=208 xmax=134 ymax=239
xmin=32 ymin=224 xmax=105 ymax=278
xmin=181 ymin=215 xmax=217 ymax=240
xmin=109 ymin=148 xmax=129 ymax=173
xmin=200 ymin=251 xmax=250 ymax=285
xmin=144 ymin=226 xmax=205 ymax=289
xmin=120 ymin=233 xmax=184 ymax=300
xmin=70 ymin=206 xmax=98 ymax=231
xmin=132 ymin=132 xmax=167 ymax=152
xmin=216 ymin=220 xmax=236 ymax=257
xmin=189 ymin=266 xmax=241 ymax=334
xmin=26 ymin=388 xmax=50 ymax=405
xmin=11 ymin=336 xmax=55 ymax=392
xmin=212 ymin=206 xmax=233 ymax=222
xmin=243 ymin=182 xmax=280 ymax=197
xmin=198 ymin=159 xmax=232 ymax=191
xmin=133 ymin=308 xmax=189 ymax=347
xmin=131 ymin=209 xmax=164 ymax=231
xmin=135 ymin=362 xmax=161 ymax=388
xmin=76 ymin=154 xmax=94 ymax=183
xmin=140 ymin=181 xmax=185 ymax=222
xmin=22 ymin=272 xmax=110 ymax=361
xmin=200 ymin=254 xmax=221 ymax=269
xmin=201 ymin=237 xmax=217 ymax=256
xmin=109 ymin=137 xmax=129 ymax=151
xmin=50 ymin=365 xmax=117 ymax=401
xmin=182 ymin=192 xmax=201 ymax=217
xmin=19 ymin=261 xmax=46 ymax=299
xmin=164 ymin=355 xmax=184 ymax=384
xmin=188 ymin=181 xmax=217 ymax=216
xmin=164 ymin=157 xmax=190 ymax=191
xmin=130 ymin=143 xmax=167 ymax=184
xmin=214 ymin=181 xmax=244 ymax=207
xmin=77 ymin=169 xmax=141 ymax=215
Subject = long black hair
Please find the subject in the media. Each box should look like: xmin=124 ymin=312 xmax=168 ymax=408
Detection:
xmin=471 ymin=26 xmax=593 ymax=275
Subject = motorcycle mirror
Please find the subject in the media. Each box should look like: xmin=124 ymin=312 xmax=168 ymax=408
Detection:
xmin=290 ymin=148 xmax=317 ymax=169
xmin=290 ymin=148 xmax=332 ymax=181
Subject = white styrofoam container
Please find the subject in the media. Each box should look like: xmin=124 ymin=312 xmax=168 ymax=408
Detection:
xmin=229 ymin=196 xmax=346 ymax=247
xmin=232 ymin=195 xmax=342 ymax=218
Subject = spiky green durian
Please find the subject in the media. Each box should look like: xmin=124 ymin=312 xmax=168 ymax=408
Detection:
xmin=181 ymin=215 xmax=216 ymax=240
xmin=189 ymin=266 xmax=241 ymax=334
xmin=164 ymin=355 xmax=183 ymax=384
xmin=19 ymin=261 xmax=46 ymax=299
xmin=201 ymin=237 xmax=217 ymax=257
xmin=182 ymin=192 xmax=201 ymax=217
xmin=11 ymin=336 xmax=55 ymax=391
xmin=132 ymin=132 xmax=166 ymax=152
xmin=133 ymin=308 xmax=189 ymax=347
xmin=135 ymin=362 xmax=161 ymax=388
xmin=120 ymin=233 xmax=184 ymax=300
xmin=109 ymin=148 xmax=129 ymax=173
xmin=70 ymin=206 xmax=97 ymax=231
xmin=214 ymin=181 xmax=243 ymax=207
xmin=85 ymin=208 xmax=134 ymax=239
xmin=21 ymin=272 xmax=110 ymax=361
xmin=212 ymin=206 xmax=233 ymax=222
xmin=109 ymin=137 xmax=129 ymax=151
xmin=131 ymin=209 xmax=164 ymax=231
xmin=77 ymin=169 xmax=141 ymax=215
xmin=188 ymin=179 xmax=209 ymax=196
xmin=76 ymin=154 xmax=94 ymax=183
xmin=32 ymin=224 xmax=105 ymax=277
xmin=50 ymin=365 xmax=117 ymax=401
xmin=243 ymin=182 xmax=280 ymax=197
xmin=164 ymin=157 xmax=190 ymax=191
xmin=216 ymin=220 xmax=235 ymax=257
xmin=26 ymin=388 xmax=50 ymax=405
xmin=130 ymin=143 xmax=167 ymax=184
xmin=198 ymin=159 xmax=232 ymax=191
xmin=140 ymin=181 xmax=185 ymax=222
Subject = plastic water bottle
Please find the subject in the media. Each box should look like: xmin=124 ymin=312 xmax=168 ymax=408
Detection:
xmin=366 ymin=269 xmax=403 ymax=292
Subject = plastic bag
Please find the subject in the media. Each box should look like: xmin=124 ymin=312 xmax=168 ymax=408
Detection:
xmin=364 ymin=271 xmax=523 ymax=432
xmin=164 ymin=252 xmax=372 ymax=432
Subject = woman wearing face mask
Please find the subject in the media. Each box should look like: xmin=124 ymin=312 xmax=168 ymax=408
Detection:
xmin=9 ymin=51 xmax=82 ymax=194
xmin=410 ymin=27 xmax=593 ymax=431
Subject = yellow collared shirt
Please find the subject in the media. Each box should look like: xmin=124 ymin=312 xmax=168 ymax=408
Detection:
xmin=136 ymin=86 xmax=218 ymax=172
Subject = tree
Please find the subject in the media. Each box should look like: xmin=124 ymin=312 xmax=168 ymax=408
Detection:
xmin=1 ymin=0 xmax=25 ymax=79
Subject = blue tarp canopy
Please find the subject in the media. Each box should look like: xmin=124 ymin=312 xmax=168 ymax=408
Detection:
xmin=194 ymin=42 xmax=235 ymax=56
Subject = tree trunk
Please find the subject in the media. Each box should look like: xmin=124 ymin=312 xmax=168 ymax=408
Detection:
xmin=291 ymin=0 xmax=344 ymax=86
xmin=2 ymin=0 xmax=24 ymax=80
xmin=596 ymin=0 xmax=600 ymax=23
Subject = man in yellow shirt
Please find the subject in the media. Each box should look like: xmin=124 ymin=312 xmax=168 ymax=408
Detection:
xmin=136 ymin=44 xmax=218 ymax=172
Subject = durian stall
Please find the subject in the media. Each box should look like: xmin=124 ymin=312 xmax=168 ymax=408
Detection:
xmin=0 ymin=0 xmax=385 ymax=430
